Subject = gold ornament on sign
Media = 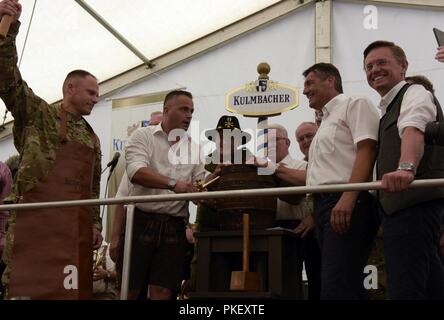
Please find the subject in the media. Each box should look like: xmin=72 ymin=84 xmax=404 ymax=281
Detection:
xmin=257 ymin=62 xmax=271 ymax=80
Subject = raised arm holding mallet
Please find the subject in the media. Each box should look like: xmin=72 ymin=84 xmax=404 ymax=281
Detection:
xmin=0 ymin=0 xmax=20 ymax=40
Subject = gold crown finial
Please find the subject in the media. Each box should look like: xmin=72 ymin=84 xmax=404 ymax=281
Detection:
xmin=257 ymin=62 xmax=271 ymax=80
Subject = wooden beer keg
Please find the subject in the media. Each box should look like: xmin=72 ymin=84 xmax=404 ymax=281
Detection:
xmin=216 ymin=164 xmax=277 ymax=230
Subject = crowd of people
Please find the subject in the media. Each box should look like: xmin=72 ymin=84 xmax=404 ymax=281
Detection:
xmin=1 ymin=0 xmax=444 ymax=300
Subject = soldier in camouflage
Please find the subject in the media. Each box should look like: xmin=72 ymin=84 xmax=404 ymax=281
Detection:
xmin=0 ymin=0 xmax=102 ymax=299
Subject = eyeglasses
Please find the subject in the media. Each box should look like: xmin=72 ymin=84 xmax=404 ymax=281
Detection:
xmin=297 ymin=133 xmax=315 ymax=143
xmin=364 ymin=59 xmax=389 ymax=72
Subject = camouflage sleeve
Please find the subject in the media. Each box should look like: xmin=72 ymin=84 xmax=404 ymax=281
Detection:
xmin=92 ymin=137 xmax=102 ymax=231
xmin=0 ymin=21 xmax=46 ymax=144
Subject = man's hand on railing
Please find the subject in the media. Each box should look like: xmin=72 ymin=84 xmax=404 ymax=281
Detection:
xmin=381 ymin=170 xmax=415 ymax=192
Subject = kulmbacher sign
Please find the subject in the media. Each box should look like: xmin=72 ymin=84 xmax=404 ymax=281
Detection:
xmin=226 ymin=79 xmax=299 ymax=116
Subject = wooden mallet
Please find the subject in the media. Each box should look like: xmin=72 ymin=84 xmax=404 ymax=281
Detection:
xmin=229 ymin=213 xmax=261 ymax=292
xmin=0 ymin=14 xmax=12 ymax=40
xmin=201 ymin=175 xmax=220 ymax=189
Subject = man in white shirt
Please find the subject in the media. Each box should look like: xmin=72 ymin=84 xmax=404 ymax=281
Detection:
xmin=109 ymin=111 xmax=164 ymax=290
xmin=125 ymin=90 xmax=205 ymax=300
xmin=269 ymin=124 xmax=309 ymax=227
xmin=295 ymin=122 xmax=318 ymax=161
xmin=303 ymin=63 xmax=380 ymax=299
xmin=364 ymin=40 xmax=444 ymax=299
xmin=269 ymin=123 xmax=322 ymax=300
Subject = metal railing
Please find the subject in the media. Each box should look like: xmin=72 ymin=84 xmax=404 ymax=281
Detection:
xmin=1 ymin=178 xmax=444 ymax=299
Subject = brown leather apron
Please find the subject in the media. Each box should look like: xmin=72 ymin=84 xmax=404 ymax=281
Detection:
xmin=8 ymin=109 xmax=97 ymax=300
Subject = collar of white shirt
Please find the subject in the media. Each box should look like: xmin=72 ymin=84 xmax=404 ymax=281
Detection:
xmin=321 ymin=93 xmax=347 ymax=119
xmin=153 ymin=122 xmax=190 ymax=146
xmin=378 ymin=80 xmax=407 ymax=115
xmin=153 ymin=122 xmax=167 ymax=136
xmin=279 ymin=154 xmax=292 ymax=166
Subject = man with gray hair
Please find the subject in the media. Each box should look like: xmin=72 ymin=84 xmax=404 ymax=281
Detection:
xmin=268 ymin=123 xmax=321 ymax=299
xmin=295 ymin=122 xmax=318 ymax=161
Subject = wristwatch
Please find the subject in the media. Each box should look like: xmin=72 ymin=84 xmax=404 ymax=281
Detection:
xmin=167 ymin=178 xmax=177 ymax=191
xmin=397 ymin=162 xmax=416 ymax=174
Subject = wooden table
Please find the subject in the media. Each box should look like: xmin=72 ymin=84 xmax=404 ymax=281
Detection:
xmin=191 ymin=229 xmax=303 ymax=299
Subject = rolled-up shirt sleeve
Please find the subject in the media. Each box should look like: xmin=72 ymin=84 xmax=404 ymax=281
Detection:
xmin=398 ymin=85 xmax=437 ymax=137
xmin=125 ymin=128 xmax=153 ymax=181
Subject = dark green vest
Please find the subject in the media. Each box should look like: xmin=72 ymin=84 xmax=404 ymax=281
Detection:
xmin=377 ymin=83 xmax=444 ymax=214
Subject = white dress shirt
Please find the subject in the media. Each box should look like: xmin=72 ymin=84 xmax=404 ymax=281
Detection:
xmin=307 ymin=94 xmax=379 ymax=186
xmin=125 ymin=123 xmax=205 ymax=218
xmin=115 ymin=170 xmax=133 ymax=198
xmin=276 ymin=154 xmax=311 ymax=221
xmin=379 ymin=81 xmax=437 ymax=137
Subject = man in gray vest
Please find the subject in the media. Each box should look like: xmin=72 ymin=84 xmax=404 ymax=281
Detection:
xmin=363 ymin=40 xmax=444 ymax=299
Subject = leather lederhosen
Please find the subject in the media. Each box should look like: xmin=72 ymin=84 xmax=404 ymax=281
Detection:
xmin=8 ymin=108 xmax=97 ymax=299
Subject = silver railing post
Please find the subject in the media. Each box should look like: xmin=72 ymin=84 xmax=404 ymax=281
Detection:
xmin=120 ymin=203 xmax=135 ymax=300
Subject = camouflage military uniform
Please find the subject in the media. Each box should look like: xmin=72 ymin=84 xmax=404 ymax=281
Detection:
xmin=0 ymin=22 xmax=102 ymax=287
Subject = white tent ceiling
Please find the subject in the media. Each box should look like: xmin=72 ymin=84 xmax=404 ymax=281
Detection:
xmin=0 ymin=0 xmax=280 ymax=123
